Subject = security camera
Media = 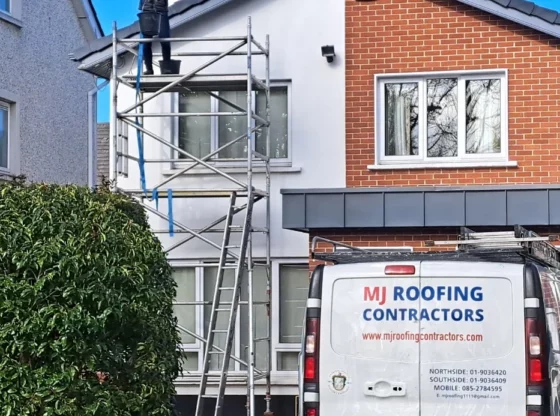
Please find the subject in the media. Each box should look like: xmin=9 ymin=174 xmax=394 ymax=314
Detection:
xmin=321 ymin=45 xmax=336 ymax=63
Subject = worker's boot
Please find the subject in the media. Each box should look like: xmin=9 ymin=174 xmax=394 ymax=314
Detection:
xmin=143 ymin=61 xmax=154 ymax=76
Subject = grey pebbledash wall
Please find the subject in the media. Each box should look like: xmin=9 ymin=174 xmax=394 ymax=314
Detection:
xmin=96 ymin=122 xmax=109 ymax=185
xmin=0 ymin=0 xmax=95 ymax=184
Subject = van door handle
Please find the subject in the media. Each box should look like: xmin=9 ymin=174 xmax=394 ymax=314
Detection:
xmin=364 ymin=380 xmax=406 ymax=397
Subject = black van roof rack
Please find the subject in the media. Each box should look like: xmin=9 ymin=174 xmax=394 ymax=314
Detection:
xmin=311 ymin=225 xmax=560 ymax=268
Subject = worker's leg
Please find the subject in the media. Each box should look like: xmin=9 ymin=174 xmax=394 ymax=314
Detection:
xmin=159 ymin=12 xmax=172 ymax=69
xmin=143 ymin=36 xmax=154 ymax=75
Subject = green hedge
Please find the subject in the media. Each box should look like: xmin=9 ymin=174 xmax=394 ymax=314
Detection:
xmin=0 ymin=181 xmax=181 ymax=415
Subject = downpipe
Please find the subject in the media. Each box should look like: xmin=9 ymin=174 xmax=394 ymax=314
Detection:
xmin=88 ymin=78 xmax=109 ymax=188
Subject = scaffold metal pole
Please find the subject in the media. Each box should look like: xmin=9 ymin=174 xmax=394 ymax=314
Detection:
xmin=110 ymin=15 xmax=272 ymax=416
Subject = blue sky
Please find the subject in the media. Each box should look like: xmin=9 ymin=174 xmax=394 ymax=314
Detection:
xmin=92 ymin=0 xmax=560 ymax=122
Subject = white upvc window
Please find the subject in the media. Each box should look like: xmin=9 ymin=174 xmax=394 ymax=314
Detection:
xmin=274 ymin=262 xmax=309 ymax=372
xmin=375 ymin=70 xmax=509 ymax=168
xmin=173 ymin=83 xmax=292 ymax=167
xmin=171 ymin=259 xmax=309 ymax=377
xmin=0 ymin=100 xmax=10 ymax=171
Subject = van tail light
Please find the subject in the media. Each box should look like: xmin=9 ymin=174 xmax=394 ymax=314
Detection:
xmin=384 ymin=265 xmax=416 ymax=275
xmin=305 ymin=410 xmax=317 ymax=416
xmin=527 ymin=411 xmax=540 ymax=416
xmin=525 ymin=317 xmax=547 ymax=386
xmin=304 ymin=318 xmax=320 ymax=383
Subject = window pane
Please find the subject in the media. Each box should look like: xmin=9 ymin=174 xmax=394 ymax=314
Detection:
xmin=240 ymin=267 xmax=269 ymax=371
xmin=179 ymin=351 xmax=198 ymax=374
xmin=0 ymin=0 xmax=9 ymax=13
xmin=0 ymin=105 xmax=7 ymax=169
xmin=466 ymin=79 xmax=501 ymax=154
xmin=178 ymin=92 xmax=211 ymax=160
xmin=256 ymin=87 xmax=288 ymax=159
xmin=279 ymin=264 xmax=308 ymax=344
xmin=203 ymin=267 xmax=236 ymax=371
xmin=427 ymin=78 xmax=458 ymax=158
xmin=384 ymin=83 xmax=419 ymax=156
xmin=218 ymin=91 xmax=248 ymax=159
xmin=277 ymin=352 xmax=299 ymax=371
xmin=173 ymin=268 xmax=196 ymax=345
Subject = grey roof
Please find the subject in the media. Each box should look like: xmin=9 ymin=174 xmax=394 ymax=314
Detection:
xmin=71 ymin=0 xmax=213 ymax=62
xmin=487 ymin=0 xmax=560 ymax=24
xmin=87 ymin=0 xmax=105 ymax=37
xmin=457 ymin=0 xmax=560 ymax=37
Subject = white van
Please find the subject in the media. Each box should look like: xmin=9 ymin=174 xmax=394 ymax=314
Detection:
xmin=298 ymin=226 xmax=560 ymax=416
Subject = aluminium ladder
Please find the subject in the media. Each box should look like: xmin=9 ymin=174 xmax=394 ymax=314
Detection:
xmin=196 ymin=192 xmax=252 ymax=416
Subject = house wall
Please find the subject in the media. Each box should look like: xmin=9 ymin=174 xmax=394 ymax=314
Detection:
xmin=112 ymin=0 xmax=345 ymax=396
xmin=97 ymin=122 xmax=110 ymax=184
xmin=346 ymin=0 xmax=560 ymax=187
xmin=0 ymin=0 xmax=95 ymax=184
xmin=114 ymin=0 xmax=346 ymax=261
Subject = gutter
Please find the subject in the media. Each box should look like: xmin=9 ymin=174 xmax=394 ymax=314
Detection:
xmin=88 ymin=78 xmax=109 ymax=188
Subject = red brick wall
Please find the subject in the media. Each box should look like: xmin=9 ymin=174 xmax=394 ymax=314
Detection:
xmin=346 ymin=0 xmax=560 ymax=187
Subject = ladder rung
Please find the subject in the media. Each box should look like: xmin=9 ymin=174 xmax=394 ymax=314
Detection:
xmin=209 ymin=351 xmax=224 ymax=354
xmin=219 ymin=287 xmax=235 ymax=291
xmin=202 ymin=394 xmax=218 ymax=399
xmin=254 ymin=337 xmax=270 ymax=342
xmin=212 ymin=329 xmax=228 ymax=333
xmin=215 ymin=308 xmax=230 ymax=312
xmin=226 ymin=245 xmax=241 ymax=249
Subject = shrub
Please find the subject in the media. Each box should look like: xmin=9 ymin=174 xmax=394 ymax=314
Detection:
xmin=0 ymin=182 xmax=181 ymax=415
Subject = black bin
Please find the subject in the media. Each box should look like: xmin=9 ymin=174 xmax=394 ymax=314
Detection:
xmin=138 ymin=11 xmax=161 ymax=37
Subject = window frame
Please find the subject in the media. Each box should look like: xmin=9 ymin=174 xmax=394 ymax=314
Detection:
xmin=171 ymin=81 xmax=292 ymax=170
xmin=0 ymin=100 xmax=11 ymax=172
xmin=171 ymin=258 xmax=308 ymax=379
xmin=375 ymin=69 xmax=509 ymax=168
xmin=272 ymin=260 xmax=309 ymax=373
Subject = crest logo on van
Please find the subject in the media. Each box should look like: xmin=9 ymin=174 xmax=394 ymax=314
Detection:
xmin=328 ymin=371 xmax=350 ymax=394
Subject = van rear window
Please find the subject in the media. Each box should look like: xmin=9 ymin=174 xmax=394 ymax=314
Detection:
xmin=330 ymin=277 xmax=514 ymax=361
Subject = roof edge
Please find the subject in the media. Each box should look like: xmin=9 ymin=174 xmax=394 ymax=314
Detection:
xmin=71 ymin=0 xmax=234 ymax=64
xmin=456 ymin=0 xmax=560 ymax=39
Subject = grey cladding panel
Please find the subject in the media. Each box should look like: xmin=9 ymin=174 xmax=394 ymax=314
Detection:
xmin=344 ymin=193 xmax=384 ymax=227
xmin=425 ymin=192 xmax=465 ymax=226
xmin=507 ymin=190 xmax=549 ymax=225
xmin=282 ymin=194 xmax=306 ymax=229
xmin=385 ymin=192 xmax=424 ymax=227
xmin=465 ymin=191 xmax=507 ymax=226
xmin=549 ymin=190 xmax=560 ymax=224
xmin=305 ymin=194 xmax=345 ymax=228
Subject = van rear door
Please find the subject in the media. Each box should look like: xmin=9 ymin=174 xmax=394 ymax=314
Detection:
xmin=419 ymin=261 xmax=526 ymax=416
xmin=320 ymin=262 xmax=421 ymax=415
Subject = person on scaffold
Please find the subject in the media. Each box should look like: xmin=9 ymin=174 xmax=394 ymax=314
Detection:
xmin=139 ymin=0 xmax=172 ymax=75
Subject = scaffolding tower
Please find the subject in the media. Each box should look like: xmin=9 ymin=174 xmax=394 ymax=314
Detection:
xmin=109 ymin=17 xmax=272 ymax=416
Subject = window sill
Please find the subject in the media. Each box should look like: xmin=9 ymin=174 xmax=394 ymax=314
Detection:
xmin=368 ymin=160 xmax=518 ymax=170
xmin=0 ymin=11 xmax=22 ymax=28
xmin=163 ymin=165 xmax=302 ymax=176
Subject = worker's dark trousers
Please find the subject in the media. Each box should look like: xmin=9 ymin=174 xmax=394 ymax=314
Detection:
xmin=143 ymin=11 xmax=171 ymax=72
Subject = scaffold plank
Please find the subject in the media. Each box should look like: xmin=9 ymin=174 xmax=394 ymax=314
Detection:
xmin=121 ymin=73 xmax=268 ymax=93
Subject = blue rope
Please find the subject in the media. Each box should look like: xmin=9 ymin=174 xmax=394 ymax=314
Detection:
xmin=135 ymin=34 xmax=147 ymax=195
xmin=168 ymin=189 xmax=174 ymax=236
xmin=152 ymin=189 xmax=159 ymax=211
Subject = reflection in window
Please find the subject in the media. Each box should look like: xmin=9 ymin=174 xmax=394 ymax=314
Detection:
xmin=178 ymin=92 xmax=211 ymax=160
xmin=466 ymin=79 xmax=501 ymax=154
xmin=0 ymin=103 xmax=8 ymax=169
xmin=384 ymin=83 xmax=419 ymax=156
xmin=427 ymin=78 xmax=458 ymax=158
